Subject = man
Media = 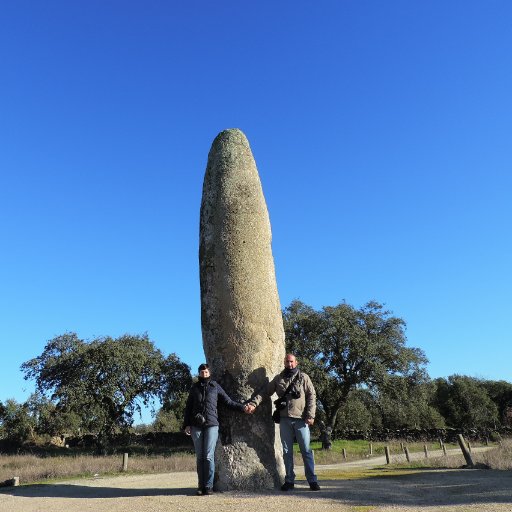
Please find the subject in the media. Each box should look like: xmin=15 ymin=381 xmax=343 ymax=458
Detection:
xmin=246 ymin=353 xmax=320 ymax=491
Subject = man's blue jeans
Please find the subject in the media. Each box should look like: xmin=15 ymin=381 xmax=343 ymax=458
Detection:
xmin=191 ymin=426 xmax=219 ymax=490
xmin=279 ymin=417 xmax=317 ymax=484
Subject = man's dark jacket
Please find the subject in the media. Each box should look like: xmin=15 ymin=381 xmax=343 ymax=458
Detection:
xmin=183 ymin=379 xmax=244 ymax=428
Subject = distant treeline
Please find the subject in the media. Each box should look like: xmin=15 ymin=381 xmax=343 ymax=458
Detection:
xmin=1 ymin=300 xmax=511 ymax=451
xmin=334 ymin=427 xmax=512 ymax=442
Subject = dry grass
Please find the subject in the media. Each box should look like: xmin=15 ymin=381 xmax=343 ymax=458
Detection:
xmin=480 ymin=439 xmax=512 ymax=469
xmin=396 ymin=439 xmax=512 ymax=470
xmin=0 ymin=453 xmax=196 ymax=484
xmin=294 ymin=440 xmax=462 ymax=466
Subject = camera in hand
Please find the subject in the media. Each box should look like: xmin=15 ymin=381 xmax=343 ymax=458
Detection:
xmin=274 ymin=397 xmax=287 ymax=410
xmin=194 ymin=413 xmax=206 ymax=427
xmin=290 ymin=389 xmax=301 ymax=399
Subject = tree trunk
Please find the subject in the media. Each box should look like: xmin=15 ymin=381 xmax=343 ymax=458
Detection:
xmin=325 ymin=390 xmax=351 ymax=432
xmin=327 ymin=410 xmax=339 ymax=431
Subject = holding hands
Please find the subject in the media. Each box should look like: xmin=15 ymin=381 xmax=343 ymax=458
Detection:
xmin=244 ymin=403 xmax=256 ymax=414
xmin=243 ymin=404 xmax=313 ymax=424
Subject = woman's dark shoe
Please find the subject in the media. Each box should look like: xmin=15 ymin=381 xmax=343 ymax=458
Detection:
xmin=309 ymin=482 xmax=321 ymax=491
xmin=196 ymin=488 xmax=203 ymax=495
xmin=280 ymin=482 xmax=295 ymax=491
xmin=203 ymin=487 xmax=213 ymax=495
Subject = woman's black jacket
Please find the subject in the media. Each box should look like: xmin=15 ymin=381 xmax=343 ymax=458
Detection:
xmin=183 ymin=379 xmax=245 ymax=428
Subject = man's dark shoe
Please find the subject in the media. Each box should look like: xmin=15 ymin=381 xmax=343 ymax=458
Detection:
xmin=309 ymin=482 xmax=321 ymax=491
xmin=203 ymin=487 xmax=213 ymax=495
xmin=196 ymin=488 xmax=203 ymax=495
xmin=281 ymin=482 xmax=294 ymax=491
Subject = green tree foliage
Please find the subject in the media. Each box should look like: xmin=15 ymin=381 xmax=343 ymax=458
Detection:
xmin=154 ymin=391 xmax=189 ymax=432
xmin=0 ymin=393 xmax=82 ymax=444
xmin=158 ymin=355 xmax=194 ymax=406
xmin=376 ymin=375 xmax=445 ymax=429
xmin=0 ymin=399 xmax=36 ymax=443
xmin=433 ymin=375 xmax=500 ymax=429
xmin=480 ymin=380 xmax=512 ymax=425
xmin=26 ymin=392 xmax=82 ymax=437
xmin=335 ymin=389 xmax=379 ymax=431
xmin=21 ymin=333 xmax=192 ymax=444
xmin=283 ymin=299 xmax=428 ymax=430
xmin=153 ymin=406 xmax=182 ymax=432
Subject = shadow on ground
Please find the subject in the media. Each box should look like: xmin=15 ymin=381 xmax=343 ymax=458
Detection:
xmin=0 ymin=484 xmax=195 ymax=499
xmin=1 ymin=469 xmax=512 ymax=507
xmin=295 ymin=469 xmax=512 ymax=507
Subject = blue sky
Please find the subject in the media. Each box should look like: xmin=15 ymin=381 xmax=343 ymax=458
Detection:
xmin=1 ymin=1 xmax=511 ymax=422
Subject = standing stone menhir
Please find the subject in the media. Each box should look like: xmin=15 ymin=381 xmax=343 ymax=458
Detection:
xmin=199 ymin=128 xmax=285 ymax=490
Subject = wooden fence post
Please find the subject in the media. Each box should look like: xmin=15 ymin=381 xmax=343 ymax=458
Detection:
xmin=404 ymin=446 xmax=411 ymax=462
xmin=384 ymin=446 xmax=391 ymax=464
xmin=342 ymin=448 xmax=347 ymax=460
xmin=442 ymin=444 xmax=447 ymax=456
xmin=457 ymin=434 xmax=474 ymax=467
xmin=122 ymin=453 xmax=129 ymax=472
xmin=369 ymin=442 xmax=373 ymax=456
xmin=424 ymin=444 xmax=429 ymax=458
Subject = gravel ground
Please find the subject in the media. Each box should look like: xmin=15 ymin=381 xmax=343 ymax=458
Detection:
xmin=1 ymin=450 xmax=512 ymax=512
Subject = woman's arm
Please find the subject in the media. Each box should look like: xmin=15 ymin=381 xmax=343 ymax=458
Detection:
xmin=217 ymin=383 xmax=246 ymax=412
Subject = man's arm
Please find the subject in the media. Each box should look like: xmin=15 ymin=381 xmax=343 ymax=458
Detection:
xmin=246 ymin=375 xmax=278 ymax=413
xmin=303 ymin=374 xmax=317 ymax=425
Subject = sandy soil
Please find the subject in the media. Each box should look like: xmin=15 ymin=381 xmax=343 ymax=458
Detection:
xmin=1 ymin=450 xmax=511 ymax=512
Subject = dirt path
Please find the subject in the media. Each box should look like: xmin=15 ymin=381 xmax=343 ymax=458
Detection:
xmin=1 ymin=450 xmax=511 ymax=512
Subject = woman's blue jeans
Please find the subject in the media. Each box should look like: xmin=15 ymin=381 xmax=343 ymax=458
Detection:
xmin=279 ymin=417 xmax=317 ymax=484
xmin=191 ymin=426 xmax=219 ymax=490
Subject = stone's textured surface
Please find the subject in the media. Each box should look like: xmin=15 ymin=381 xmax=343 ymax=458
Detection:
xmin=199 ymin=128 xmax=285 ymax=490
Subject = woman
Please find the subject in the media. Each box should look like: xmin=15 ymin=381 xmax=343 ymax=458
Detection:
xmin=184 ymin=363 xmax=246 ymax=495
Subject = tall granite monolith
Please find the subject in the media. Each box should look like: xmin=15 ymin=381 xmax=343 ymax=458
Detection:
xmin=199 ymin=128 xmax=285 ymax=490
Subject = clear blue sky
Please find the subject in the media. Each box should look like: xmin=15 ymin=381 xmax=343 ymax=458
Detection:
xmin=1 ymin=1 xmax=511 ymax=422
